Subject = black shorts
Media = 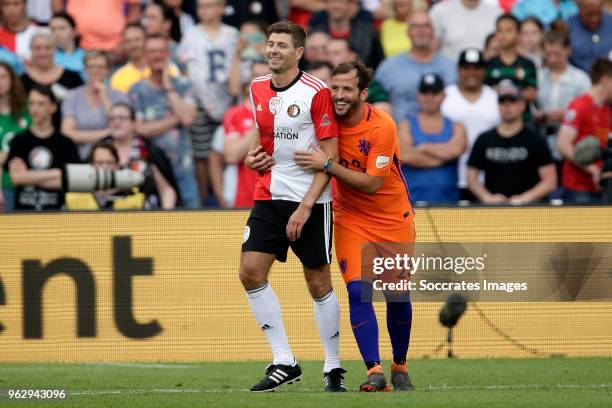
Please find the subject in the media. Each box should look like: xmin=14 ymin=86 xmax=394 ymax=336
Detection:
xmin=242 ymin=200 xmax=333 ymax=268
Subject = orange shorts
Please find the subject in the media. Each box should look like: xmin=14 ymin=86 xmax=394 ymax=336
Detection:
xmin=334 ymin=221 xmax=415 ymax=284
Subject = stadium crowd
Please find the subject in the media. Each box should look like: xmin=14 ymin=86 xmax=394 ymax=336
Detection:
xmin=0 ymin=0 xmax=610 ymax=211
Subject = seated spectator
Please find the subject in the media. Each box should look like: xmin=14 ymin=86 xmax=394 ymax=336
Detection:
xmin=0 ymin=0 xmax=38 ymax=62
xmin=49 ymin=12 xmax=85 ymax=78
xmin=308 ymin=0 xmax=384 ymax=68
xmin=0 ymin=62 xmax=30 ymax=212
xmin=307 ymin=60 xmax=334 ymax=85
xmin=143 ymin=2 xmax=185 ymax=73
xmin=556 ymin=58 xmax=612 ymax=203
xmin=512 ymin=0 xmax=579 ymax=26
xmin=327 ymin=38 xmax=357 ymax=68
xmin=485 ymin=14 xmax=538 ymax=119
xmin=536 ymin=29 xmax=591 ymax=156
xmin=178 ymin=0 xmax=238 ymax=207
xmin=518 ymin=16 xmax=545 ymax=68
xmin=222 ymin=60 xmax=269 ymax=208
xmin=66 ymin=0 xmax=140 ymax=51
xmin=7 ymin=85 xmax=81 ymax=211
xmin=66 ymin=104 xmax=179 ymax=210
xmin=568 ymin=0 xmax=612 ymax=72
xmin=468 ymin=80 xmax=557 ymax=204
xmin=374 ymin=11 xmax=457 ymax=122
xmin=442 ymin=48 xmax=501 ymax=202
xmin=380 ymin=0 xmax=412 ymax=58
xmin=61 ymin=51 xmax=130 ymax=160
xmin=430 ymin=0 xmax=502 ymax=61
xmin=161 ymin=0 xmax=195 ymax=37
xmin=303 ymin=31 xmax=329 ymax=70
xmin=483 ymin=31 xmax=500 ymax=60
xmin=399 ymin=73 xmax=467 ymax=204
xmin=129 ymin=33 xmax=200 ymax=209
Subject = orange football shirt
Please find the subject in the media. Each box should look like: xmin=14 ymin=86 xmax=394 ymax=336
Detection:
xmin=334 ymin=104 xmax=414 ymax=232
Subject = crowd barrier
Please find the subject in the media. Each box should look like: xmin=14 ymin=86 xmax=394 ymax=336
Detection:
xmin=0 ymin=207 xmax=611 ymax=361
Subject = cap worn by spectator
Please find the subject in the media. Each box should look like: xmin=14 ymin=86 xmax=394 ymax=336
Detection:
xmin=497 ymin=79 xmax=521 ymax=101
xmin=419 ymin=73 xmax=445 ymax=93
xmin=458 ymin=48 xmax=486 ymax=67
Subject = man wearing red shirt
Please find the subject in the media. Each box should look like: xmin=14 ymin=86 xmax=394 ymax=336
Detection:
xmin=222 ymin=60 xmax=269 ymax=208
xmin=557 ymin=58 xmax=612 ymax=203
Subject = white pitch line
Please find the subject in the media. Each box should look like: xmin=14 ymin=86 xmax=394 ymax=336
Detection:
xmin=68 ymin=384 xmax=612 ymax=396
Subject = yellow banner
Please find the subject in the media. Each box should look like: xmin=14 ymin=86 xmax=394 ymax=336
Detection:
xmin=0 ymin=207 xmax=611 ymax=362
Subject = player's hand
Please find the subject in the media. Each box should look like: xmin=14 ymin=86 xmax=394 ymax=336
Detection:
xmin=245 ymin=145 xmax=275 ymax=172
xmin=286 ymin=203 xmax=312 ymax=241
xmin=294 ymin=145 xmax=328 ymax=172
xmin=483 ymin=193 xmax=508 ymax=204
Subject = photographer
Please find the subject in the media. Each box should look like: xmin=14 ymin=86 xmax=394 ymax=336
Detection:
xmin=557 ymin=58 xmax=612 ymax=204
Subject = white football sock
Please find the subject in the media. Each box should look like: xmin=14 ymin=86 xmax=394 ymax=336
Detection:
xmin=313 ymin=289 xmax=341 ymax=373
xmin=247 ymin=282 xmax=295 ymax=366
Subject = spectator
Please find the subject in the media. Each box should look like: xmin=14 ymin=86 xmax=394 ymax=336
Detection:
xmin=49 ymin=12 xmax=85 ymax=78
xmin=308 ymin=0 xmax=385 ymax=68
xmin=161 ymin=0 xmax=196 ymax=37
xmin=288 ymin=0 xmax=327 ymax=29
xmin=485 ymin=14 xmax=538 ymax=112
xmin=327 ymin=37 xmax=357 ymax=68
xmin=111 ymin=24 xmax=181 ymax=94
xmin=228 ymin=20 xmax=267 ymax=97
xmin=129 ymin=33 xmax=200 ymax=208
xmin=7 ymin=85 xmax=81 ymax=211
xmin=536 ymin=29 xmax=591 ymax=156
xmin=606 ymin=0 xmax=612 ymax=12
xmin=380 ymin=0 xmax=412 ymax=58
xmin=512 ymin=0 xmax=579 ymax=26
xmin=61 ymin=51 xmax=130 ymax=160
xmin=222 ymin=0 xmax=280 ymax=28
xmin=307 ymin=60 xmax=334 ymax=85
xmin=518 ymin=16 xmax=545 ymax=68
xmin=66 ymin=0 xmax=140 ymax=51
xmin=222 ymin=59 xmax=269 ymax=208
xmin=468 ymin=80 xmax=557 ymax=204
xmin=557 ymin=58 xmax=612 ymax=203
xmin=374 ymin=11 xmax=456 ymax=122
xmin=179 ymin=0 xmax=238 ymax=206
xmin=0 ymin=44 xmax=23 ymax=75
xmin=303 ymin=31 xmax=330 ymax=69
xmin=0 ymin=62 xmax=29 ymax=212
xmin=483 ymin=31 xmax=500 ymax=60
xmin=0 ymin=0 xmax=38 ymax=62
xmin=568 ymin=0 xmax=612 ymax=72
xmin=143 ymin=2 xmax=185 ymax=72
xmin=442 ymin=48 xmax=501 ymax=201
xmin=399 ymin=73 xmax=467 ymax=203
xmin=430 ymin=0 xmax=502 ymax=61
xmin=103 ymin=103 xmax=178 ymax=209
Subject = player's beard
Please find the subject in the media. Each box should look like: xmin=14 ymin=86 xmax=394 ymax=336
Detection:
xmin=334 ymin=95 xmax=360 ymax=118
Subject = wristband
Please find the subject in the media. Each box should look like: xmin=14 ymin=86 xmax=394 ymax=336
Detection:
xmin=323 ymin=157 xmax=333 ymax=172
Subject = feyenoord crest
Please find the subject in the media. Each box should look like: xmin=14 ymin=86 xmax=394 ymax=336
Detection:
xmin=269 ymin=96 xmax=283 ymax=115
xmin=287 ymin=104 xmax=300 ymax=117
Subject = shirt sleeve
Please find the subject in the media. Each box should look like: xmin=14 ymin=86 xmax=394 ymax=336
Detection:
xmin=366 ymin=117 xmax=397 ymax=178
xmin=61 ymin=91 xmax=76 ymax=118
xmin=533 ymin=136 xmax=553 ymax=168
xmin=525 ymin=60 xmax=537 ymax=88
xmin=310 ymin=88 xmax=337 ymax=141
xmin=467 ymin=133 xmax=487 ymax=170
xmin=561 ymin=98 xmax=584 ymax=131
xmin=249 ymin=83 xmax=258 ymax=129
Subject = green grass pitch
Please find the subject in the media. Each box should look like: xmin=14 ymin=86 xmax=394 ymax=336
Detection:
xmin=1 ymin=358 xmax=611 ymax=407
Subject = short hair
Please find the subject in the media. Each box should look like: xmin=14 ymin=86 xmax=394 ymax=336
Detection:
xmin=88 ymin=140 xmax=120 ymax=165
xmin=520 ymin=16 xmax=544 ymax=32
xmin=29 ymin=85 xmax=57 ymax=105
xmin=267 ymin=21 xmax=306 ymax=49
xmin=543 ymin=29 xmax=570 ymax=48
xmin=589 ymin=58 xmax=612 ymax=84
xmin=332 ymin=60 xmax=373 ymax=92
xmin=51 ymin=11 xmax=77 ymax=29
xmin=84 ymin=50 xmax=111 ymax=68
xmin=308 ymin=60 xmax=333 ymax=73
xmin=30 ymin=27 xmax=55 ymax=49
xmin=110 ymin=102 xmax=136 ymax=121
xmin=124 ymin=22 xmax=146 ymax=35
xmin=484 ymin=32 xmax=496 ymax=49
xmin=496 ymin=13 xmax=520 ymax=31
